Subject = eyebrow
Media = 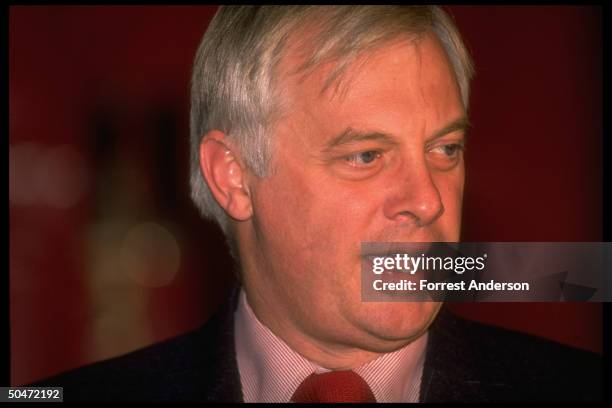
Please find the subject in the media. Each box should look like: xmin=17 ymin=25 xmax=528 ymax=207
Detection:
xmin=427 ymin=116 xmax=471 ymax=143
xmin=324 ymin=116 xmax=471 ymax=152
xmin=323 ymin=128 xmax=399 ymax=152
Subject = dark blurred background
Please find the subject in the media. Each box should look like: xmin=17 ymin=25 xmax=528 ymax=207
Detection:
xmin=9 ymin=6 xmax=602 ymax=386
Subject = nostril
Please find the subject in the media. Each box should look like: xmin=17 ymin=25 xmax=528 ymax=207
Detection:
xmin=395 ymin=211 xmax=419 ymax=224
xmin=415 ymin=202 xmax=444 ymax=227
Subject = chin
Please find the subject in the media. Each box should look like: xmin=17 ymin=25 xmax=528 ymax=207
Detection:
xmin=358 ymin=301 xmax=441 ymax=343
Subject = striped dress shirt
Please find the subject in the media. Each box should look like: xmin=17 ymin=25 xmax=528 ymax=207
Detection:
xmin=234 ymin=290 xmax=427 ymax=402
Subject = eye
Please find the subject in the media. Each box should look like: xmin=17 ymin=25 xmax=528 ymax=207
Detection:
xmin=344 ymin=150 xmax=382 ymax=167
xmin=428 ymin=142 xmax=465 ymax=170
xmin=434 ymin=143 xmax=464 ymax=157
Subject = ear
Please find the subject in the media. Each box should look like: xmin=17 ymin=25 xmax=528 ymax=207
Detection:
xmin=199 ymin=130 xmax=253 ymax=221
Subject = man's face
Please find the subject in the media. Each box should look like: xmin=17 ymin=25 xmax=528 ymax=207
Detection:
xmin=239 ymin=33 xmax=466 ymax=363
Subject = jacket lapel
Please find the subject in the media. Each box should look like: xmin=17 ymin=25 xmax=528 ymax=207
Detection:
xmin=420 ymin=306 xmax=487 ymax=402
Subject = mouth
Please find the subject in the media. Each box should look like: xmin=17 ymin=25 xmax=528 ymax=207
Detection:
xmin=360 ymin=254 xmax=426 ymax=279
xmin=360 ymin=258 xmax=425 ymax=301
xmin=361 ymin=242 xmax=433 ymax=257
xmin=359 ymin=243 xmax=437 ymax=295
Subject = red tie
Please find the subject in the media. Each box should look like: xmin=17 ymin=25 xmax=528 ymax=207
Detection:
xmin=291 ymin=371 xmax=377 ymax=403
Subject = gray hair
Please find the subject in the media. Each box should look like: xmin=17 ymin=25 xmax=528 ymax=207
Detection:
xmin=189 ymin=6 xmax=474 ymax=237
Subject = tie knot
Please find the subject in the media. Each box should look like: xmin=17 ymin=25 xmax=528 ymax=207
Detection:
xmin=291 ymin=371 xmax=377 ymax=403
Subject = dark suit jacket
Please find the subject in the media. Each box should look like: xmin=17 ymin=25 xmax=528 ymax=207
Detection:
xmin=33 ymin=287 xmax=602 ymax=402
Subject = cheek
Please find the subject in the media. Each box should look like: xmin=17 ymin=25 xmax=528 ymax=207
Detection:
xmin=251 ymin=169 xmax=377 ymax=304
xmin=254 ymin=167 xmax=380 ymax=254
xmin=253 ymin=167 xmax=327 ymax=251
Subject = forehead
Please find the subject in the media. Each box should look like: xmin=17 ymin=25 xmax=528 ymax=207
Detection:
xmin=275 ymin=32 xmax=463 ymax=132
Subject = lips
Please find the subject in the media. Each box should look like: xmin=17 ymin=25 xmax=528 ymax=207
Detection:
xmin=360 ymin=254 xmax=425 ymax=279
xmin=360 ymin=242 xmax=433 ymax=282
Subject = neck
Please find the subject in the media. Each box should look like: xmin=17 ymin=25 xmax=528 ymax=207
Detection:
xmin=244 ymin=288 xmax=394 ymax=370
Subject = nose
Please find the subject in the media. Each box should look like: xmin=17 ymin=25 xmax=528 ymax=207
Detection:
xmin=382 ymin=162 xmax=444 ymax=227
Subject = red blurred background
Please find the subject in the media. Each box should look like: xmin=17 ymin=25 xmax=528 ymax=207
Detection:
xmin=9 ymin=6 xmax=602 ymax=386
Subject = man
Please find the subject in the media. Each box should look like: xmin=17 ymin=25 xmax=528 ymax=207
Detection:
xmin=36 ymin=6 xmax=601 ymax=402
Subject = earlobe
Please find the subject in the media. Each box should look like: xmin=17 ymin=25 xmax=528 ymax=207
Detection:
xmin=199 ymin=130 xmax=253 ymax=221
